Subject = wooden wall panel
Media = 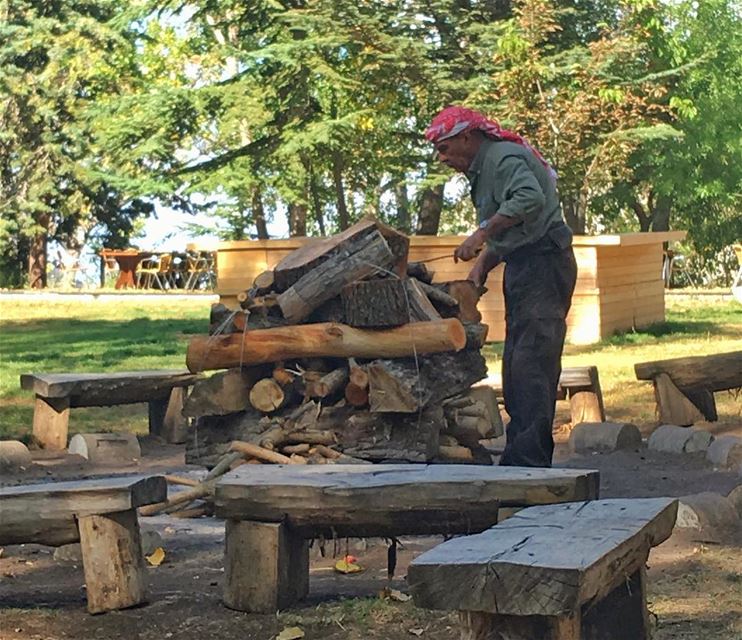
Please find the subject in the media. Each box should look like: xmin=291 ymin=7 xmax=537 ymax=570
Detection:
xmin=216 ymin=233 xmax=677 ymax=344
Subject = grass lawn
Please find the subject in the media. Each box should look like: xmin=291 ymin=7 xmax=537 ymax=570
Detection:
xmin=0 ymin=295 xmax=740 ymax=441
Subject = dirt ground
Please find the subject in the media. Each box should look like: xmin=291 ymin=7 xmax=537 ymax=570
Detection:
xmin=1 ymin=432 xmax=741 ymax=640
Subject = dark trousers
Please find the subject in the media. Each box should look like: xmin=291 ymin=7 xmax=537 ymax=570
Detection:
xmin=499 ymin=235 xmax=577 ymax=468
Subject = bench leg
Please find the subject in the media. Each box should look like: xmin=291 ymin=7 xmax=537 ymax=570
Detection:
xmin=78 ymin=508 xmax=146 ymax=614
xmin=582 ymin=567 xmax=650 ymax=640
xmin=459 ymin=611 xmax=581 ymax=639
xmin=32 ymin=395 xmax=70 ymax=450
xmin=148 ymin=388 xmax=189 ymax=444
xmin=568 ymin=367 xmax=605 ymax=425
xmin=224 ymin=520 xmax=309 ymax=613
xmin=653 ymin=373 xmax=705 ymax=426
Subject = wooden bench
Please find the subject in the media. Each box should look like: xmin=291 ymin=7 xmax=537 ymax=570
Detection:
xmin=408 ymin=497 xmax=678 ymax=640
xmin=214 ymin=464 xmax=600 ymax=613
xmin=20 ymin=370 xmax=201 ymax=449
xmin=476 ymin=365 xmax=605 ymax=425
xmin=635 ymin=351 xmax=742 ymax=426
xmin=0 ymin=475 xmax=166 ymax=614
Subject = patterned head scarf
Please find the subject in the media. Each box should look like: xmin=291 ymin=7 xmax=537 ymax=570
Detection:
xmin=425 ymin=106 xmax=556 ymax=181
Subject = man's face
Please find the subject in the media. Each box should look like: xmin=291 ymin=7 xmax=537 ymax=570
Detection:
xmin=433 ymin=132 xmax=478 ymax=173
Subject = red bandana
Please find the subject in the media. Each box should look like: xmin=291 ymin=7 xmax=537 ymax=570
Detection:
xmin=425 ymin=106 xmax=556 ymax=181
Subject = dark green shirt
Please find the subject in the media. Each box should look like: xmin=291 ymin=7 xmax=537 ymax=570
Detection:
xmin=467 ymin=139 xmax=564 ymax=256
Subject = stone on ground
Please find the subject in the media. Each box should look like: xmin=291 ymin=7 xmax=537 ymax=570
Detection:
xmin=675 ymin=492 xmax=740 ymax=532
xmin=0 ymin=440 xmax=32 ymax=470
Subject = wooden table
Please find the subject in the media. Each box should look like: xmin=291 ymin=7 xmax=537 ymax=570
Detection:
xmin=215 ymin=464 xmax=600 ymax=612
xmin=100 ymin=249 xmax=152 ymax=289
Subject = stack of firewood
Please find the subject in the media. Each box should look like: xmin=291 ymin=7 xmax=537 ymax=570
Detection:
xmin=182 ymin=217 xmax=503 ymax=471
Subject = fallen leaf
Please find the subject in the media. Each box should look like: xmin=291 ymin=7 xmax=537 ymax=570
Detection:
xmin=275 ymin=627 xmax=305 ymax=640
xmin=334 ymin=555 xmax=364 ymax=574
xmin=146 ymin=547 xmax=165 ymax=567
xmin=388 ymin=589 xmax=412 ymax=602
xmin=409 ymin=628 xmax=424 ymax=637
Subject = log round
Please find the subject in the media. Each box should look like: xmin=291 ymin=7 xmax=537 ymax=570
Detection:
xmin=68 ymin=433 xmax=141 ymax=464
xmin=0 ymin=440 xmax=32 ymax=470
xmin=186 ymin=319 xmax=467 ymax=373
xmin=569 ymin=422 xmax=642 ymax=454
xmin=705 ymin=435 xmax=742 ymax=469
xmin=647 ymin=425 xmax=713 ymax=454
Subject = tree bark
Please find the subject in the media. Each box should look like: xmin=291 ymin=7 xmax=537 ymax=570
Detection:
xmin=186 ymin=319 xmax=467 ymax=372
xmin=650 ymin=194 xmax=672 ymax=232
xmin=28 ymin=216 xmax=48 ymax=289
xmin=288 ymin=203 xmax=307 ymax=237
xmin=332 ymin=151 xmax=350 ymax=231
xmin=394 ymin=178 xmax=411 ymax=232
xmin=417 ymin=184 xmax=444 ymax=235
xmin=252 ymin=186 xmax=269 ymax=239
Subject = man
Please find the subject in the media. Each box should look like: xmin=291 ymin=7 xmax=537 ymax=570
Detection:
xmin=425 ymin=106 xmax=577 ymax=467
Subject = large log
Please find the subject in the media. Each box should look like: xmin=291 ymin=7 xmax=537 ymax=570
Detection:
xmin=367 ymin=349 xmax=488 ymax=413
xmin=635 ymin=351 xmax=742 ymax=393
xmin=272 ymin=218 xmax=409 ymax=292
xmin=186 ymin=318 xmax=467 ymax=372
xmin=278 ymin=229 xmax=394 ymax=323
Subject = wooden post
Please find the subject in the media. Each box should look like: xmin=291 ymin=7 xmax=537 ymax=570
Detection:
xmin=32 ymin=395 xmax=70 ymax=450
xmin=568 ymin=366 xmax=605 ymax=424
xmin=459 ymin=611 xmax=581 ymax=640
xmin=77 ymin=508 xmax=146 ymax=614
xmin=223 ymin=520 xmax=309 ymax=613
xmin=148 ymin=388 xmax=189 ymax=443
xmin=582 ymin=567 xmax=650 ymax=639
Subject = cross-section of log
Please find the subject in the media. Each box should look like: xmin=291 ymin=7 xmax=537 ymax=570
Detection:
xmin=186 ymin=318 xmax=467 ymax=372
xmin=277 ymin=230 xmax=394 ymax=323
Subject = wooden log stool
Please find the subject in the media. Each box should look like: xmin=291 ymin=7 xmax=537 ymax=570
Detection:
xmin=215 ymin=464 xmax=600 ymax=613
xmin=20 ymin=370 xmax=201 ymax=449
xmin=408 ymin=497 xmax=678 ymax=640
xmin=0 ymin=475 xmax=166 ymax=614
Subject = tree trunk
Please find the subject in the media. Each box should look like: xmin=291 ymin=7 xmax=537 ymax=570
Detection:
xmin=562 ymin=196 xmax=586 ymax=235
xmin=252 ymin=187 xmax=269 ymax=239
xmin=417 ymin=184 xmax=444 ymax=235
xmin=308 ymin=166 xmax=326 ymax=236
xmin=332 ymin=151 xmax=350 ymax=230
xmin=632 ymin=200 xmax=652 ymax=232
xmin=288 ymin=203 xmax=307 ymax=237
xmin=394 ymin=178 xmax=411 ymax=233
xmin=28 ymin=215 xmax=48 ymax=289
xmin=650 ymin=194 xmax=672 ymax=232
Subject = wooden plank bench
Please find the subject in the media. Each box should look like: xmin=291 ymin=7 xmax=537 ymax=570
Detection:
xmin=635 ymin=351 xmax=742 ymax=425
xmin=214 ymin=464 xmax=600 ymax=613
xmin=0 ymin=475 xmax=166 ymax=614
xmin=408 ymin=497 xmax=678 ymax=640
xmin=476 ymin=365 xmax=605 ymax=425
xmin=20 ymin=370 xmax=201 ymax=449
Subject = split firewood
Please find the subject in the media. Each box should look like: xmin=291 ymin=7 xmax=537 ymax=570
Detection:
xmin=290 ymin=454 xmax=308 ymax=464
xmin=282 ymin=443 xmax=311 ymax=455
xmin=345 ymin=358 xmax=370 ymax=406
xmin=164 ymin=475 xmax=199 ymax=488
xmin=278 ymin=229 xmax=395 ymax=323
xmin=464 ymin=323 xmax=489 ymax=349
xmin=285 ymin=430 xmax=338 ymax=445
xmin=170 ymin=503 xmax=214 ymax=519
xmin=313 ymin=444 xmax=342 ymax=459
xmin=258 ymin=425 xmax=288 ymax=450
xmin=438 ymin=444 xmax=474 ymax=461
xmin=342 ymin=278 xmax=410 ymax=328
xmin=272 ymin=364 xmax=295 ymax=386
xmin=404 ymin=278 xmax=441 ymax=322
xmin=414 ymin=279 xmax=459 ymax=309
xmin=406 ymin=261 xmax=434 ymax=284
xmin=229 ymin=440 xmax=293 ymax=464
xmin=440 ymin=280 xmax=483 ymax=323
xmin=306 ymin=367 xmax=349 ymax=400
xmin=439 ymin=434 xmax=460 ymax=447
xmin=139 ymin=480 xmax=217 ymax=517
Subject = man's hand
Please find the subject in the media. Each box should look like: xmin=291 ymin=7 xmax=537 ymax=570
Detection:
xmin=467 ymin=249 xmax=501 ymax=286
xmin=454 ymin=229 xmax=487 ymax=263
